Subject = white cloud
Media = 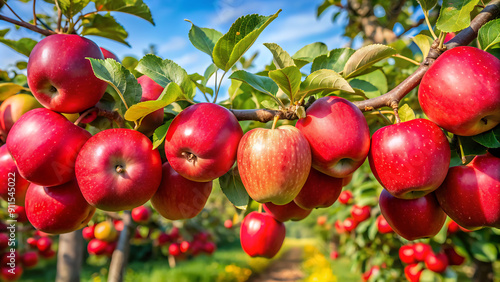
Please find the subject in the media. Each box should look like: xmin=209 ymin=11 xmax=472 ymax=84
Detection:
xmin=157 ymin=36 xmax=188 ymax=54
xmin=210 ymin=0 xmax=285 ymax=27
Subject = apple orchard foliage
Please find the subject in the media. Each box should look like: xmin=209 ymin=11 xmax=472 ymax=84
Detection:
xmin=0 ymin=0 xmax=499 ymax=281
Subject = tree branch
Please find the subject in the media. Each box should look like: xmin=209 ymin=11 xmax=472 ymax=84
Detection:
xmin=230 ymin=0 xmax=500 ymax=123
xmin=0 ymin=14 xmax=55 ymax=36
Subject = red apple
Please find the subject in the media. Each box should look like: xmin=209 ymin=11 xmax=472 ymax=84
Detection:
xmin=26 ymin=238 xmax=38 ymax=249
xmin=330 ymin=251 xmax=339 ymax=259
xmin=444 ymin=32 xmax=456 ymax=43
xmin=334 ymin=220 xmax=345 ymax=234
xmin=317 ymin=215 xmax=327 ymax=226
xmin=27 ymin=34 xmax=107 ymax=113
xmin=100 ymin=47 xmax=120 ymax=62
xmin=338 ymin=190 xmax=353 ymax=205
xmin=38 ymin=248 xmax=56 ymax=259
xmin=131 ymin=206 xmax=152 ymax=224
xmin=343 ymin=217 xmax=357 ymax=232
xmin=295 ymin=96 xmax=370 ymax=178
xmin=237 ymin=125 xmax=311 ymax=205
xmin=82 ymin=225 xmax=96 ymax=241
xmin=87 ymin=239 xmax=108 ymax=256
xmin=435 ymin=153 xmax=500 ymax=230
xmin=12 ymin=206 xmax=27 ymax=223
xmin=404 ymin=263 xmax=422 ymax=282
xmin=151 ymin=162 xmax=212 ymax=220
xmin=7 ymin=108 xmax=91 ymax=186
xmin=1 ymin=266 xmax=23 ymax=281
xmin=425 ymin=252 xmax=449 ymax=273
xmin=444 ymin=246 xmax=465 ymax=266
xmin=180 ymin=241 xmax=191 ymax=253
xmin=293 ymin=168 xmax=343 ymax=209
xmin=136 ymin=75 xmax=164 ymax=136
xmin=36 ymin=237 xmax=52 ymax=253
xmin=224 ymin=219 xmax=233 ymax=229
xmin=76 ymin=128 xmax=162 ymax=211
xmin=113 ymin=220 xmax=124 ymax=232
xmin=368 ymin=119 xmax=450 ymax=199
xmin=240 ymin=212 xmax=285 ymax=258
xmin=413 ymin=243 xmax=432 ymax=262
xmin=168 ymin=243 xmax=181 ymax=257
xmin=376 ymin=214 xmax=393 ymax=234
xmin=351 ymin=205 xmax=371 ymax=223
xmin=0 ymin=233 xmax=8 ymax=250
xmin=447 ymin=220 xmax=460 ymax=234
xmin=20 ymin=251 xmax=38 ymax=268
xmin=418 ymin=46 xmax=500 ymax=136
xmin=25 ymin=180 xmax=95 ymax=234
xmin=203 ymin=242 xmax=216 ymax=255
xmin=157 ymin=232 xmax=170 ymax=246
xmin=165 ymin=103 xmax=243 ymax=182
xmin=399 ymin=244 xmax=417 ymax=264
xmin=379 ymin=190 xmax=446 ymax=240
xmin=0 ymin=94 xmax=41 ymax=138
xmin=104 ymin=241 xmax=117 ymax=257
xmin=0 ymin=145 xmax=29 ymax=206
xmin=263 ymin=201 xmax=311 ymax=222
xmin=342 ymin=174 xmax=353 ymax=187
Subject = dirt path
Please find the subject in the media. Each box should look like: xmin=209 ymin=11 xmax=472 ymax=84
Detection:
xmin=247 ymin=247 xmax=305 ymax=282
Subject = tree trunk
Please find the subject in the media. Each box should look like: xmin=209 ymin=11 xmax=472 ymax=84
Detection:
xmin=56 ymin=231 xmax=84 ymax=282
xmin=107 ymin=211 xmax=133 ymax=282
xmin=472 ymin=260 xmax=494 ymax=282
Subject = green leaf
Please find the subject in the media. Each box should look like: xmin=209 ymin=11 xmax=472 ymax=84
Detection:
xmin=398 ymin=104 xmax=416 ymax=122
xmin=458 ymin=136 xmax=488 ymax=156
xmin=292 ymin=42 xmax=328 ymax=62
xmin=229 ymin=70 xmax=279 ymax=100
xmin=88 ymin=58 xmax=141 ymax=115
xmin=56 ymin=0 xmax=90 ymax=19
xmin=268 ymin=66 xmax=301 ymax=102
xmin=0 ymin=29 xmax=37 ymax=57
xmin=152 ymin=120 xmax=172 ymax=149
xmin=420 ymin=269 xmax=440 ymax=282
xmin=343 ymin=44 xmax=397 ymax=79
xmin=417 ymin=0 xmax=438 ymax=12
xmin=349 ymin=70 xmax=388 ymax=99
xmin=213 ymin=10 xmax=281 ymax=72
xmin=299 ymin=69 xmax=354 ymax=98
xmin=436 ymin=0 xmax=480 ymax=33
xmin=94 ymin=0 xmax=154 ymax=25
xmin=15 ymin=61 xmax=27 ymax=70
xmin=471 ymin=241 xmax=498 ymax=262
xmin=472 ymin=126 xmax=500 ymax=148
xmin=478 ymin=19 xmax=500 ymax=51
xmin=263 ymin=43 xmax=295 ymax=69
xmin=124 ymin=100 xmax=167 ymax=122
xmin=135 ymin=54 xmax=196 ymax=101
xmin=218 ymin=167 xmax=250 ymax=210
xmin=81 ymin=13 xmax=129 ymax=46
xmin=311 ymin=48 xmax=355 ymax=73
xmin=186 ymin=20 xmax=222 ymax=59
xmin=412 ymin=34 xmax=434 ymax=58
xmin=0 ymin=83 xmax=29 ymax=101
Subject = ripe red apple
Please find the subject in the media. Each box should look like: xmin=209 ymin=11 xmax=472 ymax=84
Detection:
xmin=418 ymin=46 xmax=500 ymax=136
xmin=151 ymin=162 xmax=212 ymax=220
xmin=376 ymin=214 xmax=393 ymax=234
xmin=20 ymin=251 xmax=38 ymax=268
xmin=425 ymin=252 xmax=449 ymax=273
xmin=338 ymin=190 xmax=353 ymax=205
xmin=317 ymin=215 xmax=327 ymax=226
xmin=0 ymin=145 xmax=29 ymax=206
xmin=76 ymin=128 xmax=162 ymax=211
xmin=343 ymin=217 xmax=357 ymax=232
xmin=435 ymin=153 xmax=500 ymax=230
xmin=25 ymin=180 xmax=96 ymax=234
xmin=351 ymin=205 xmax=371 ymax=223
xmin=342 ymin=174 xmax=353 ymax=187
xmin=404 ymin=263 xmax=423 ymax=282
xmin=295 ymin=96 xmax=370 ymax=178
xmin=444 ymin=246 xmax=465 ymax=266
xmin=100 ymin=47 xmax=120 ymax=62
xmin=237 ymin=125 xmax=311 ymax=205
xmin=27 ymin=34 xmax=107 ymax=113
xmin=87 ymin=239 xmax=108 ymax=256
xmin=369 ymin=119 xmax=450 ymax=199
xmin=82 ymin=225 xmax=96 ymax=241
xmin=330 ymin=251 xmax=339 ymax=259
xmin=444 ymin=32 xmax=456 ymax=43
xmin=165 ymin=103 xmax=243 ymax=182
xmin=104 ymin=241 xmax=117 ymax=257
xmin=263 ymin=201 xmax=311 ymax=222
xmin=7 ymin=108 xmax=91 ymax=186
xmin=413 ymin=242 xmax=432 ymax=262
xmin=379 ymin=190 xmax=446 ymax=240
xmin=334 ymin=220 xmax=345 ymax=234
xmin=168 ymin=243 xmax=181 ymax=257
xmin=157 ymin=232 xmax=170 ymax=246
xmin=293 ymin=168 xmax=343 ymax=209
xmin=39 ymin=248 xmax=56 ymax=259
xmin=180 ymin=241 xmax=191 ymax=253
xmin=240 ymin=212 xmax=286 ymax=258
xmin=203 ymin=242 xmax=216 ymax=255
xmin=447 ymin=220 xmax=460 ymax=234
xmin=399 ymin=244 xmax=417 ymax=264
xmin=1 ymin=266 xmax=23 ymax=281
xmin=36 ymin=237 xmax=52 ymax=253
xmin=131 ymin=206 xmax=152 ymax=224
xmin=136 ymin=75 xmax=164 ymax=137
xmin=0 ymin=94 xmax=41 ymax=138
xmin=224 ymin=219 xmax=233 ymax=229
xmin=26 ymin=237 xmax=38 ymax=249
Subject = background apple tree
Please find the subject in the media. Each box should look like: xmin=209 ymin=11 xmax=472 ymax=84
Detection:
xmin=0 ymin=0 xmax=499 ymax=281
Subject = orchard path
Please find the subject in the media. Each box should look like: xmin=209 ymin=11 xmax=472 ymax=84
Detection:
xmin=247 ymin=247 xmax=305 ymax=282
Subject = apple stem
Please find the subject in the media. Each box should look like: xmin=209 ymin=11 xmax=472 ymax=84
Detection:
xmin=271 ymin=115 xmax=279 ymax=130
xmin=115 ymin=165 xmax=125 ymax=173
xmin=390 ymin=101 xmax=401 ymax=124
xmin=181 ymin=152 xmax=197 ymax=163
xmin=438 ymin=32 xmax=446 ymax=50
xmin=74 ymin=107 xmax=96 ymax=125
xmin=457 ymin=136 xmax=467 ymax=164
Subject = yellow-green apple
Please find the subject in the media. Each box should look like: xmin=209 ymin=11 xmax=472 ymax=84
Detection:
xmin=293 ymin=168 xmax=343 ymax=209
xmin=136 ymin=75 xmax=164 ymax=136
xmin=27 ymin=34 xmax=108 ymax=113
xmin=0 ymin=94 xmax=41 ymax=138
xmin=418 ymin=46 xmax=500 ymax=136
xmin=379 ymin=190 xmax=446 ymax=240
xmin=0 ymin=145 xmax=29 ymax=205
xmin=369 ymin=119 xmax=450 ymax=199
xmin=99 ymin=47 xmax=120 ymax=62
xmin=25 ymin=179 xmax=96 ymax=234
xmin=7 ymin=108 xmax=91 ymax=186
xmin=240 ymin=212 xmax=285 ymax=258
xmin=399 ymin=244 xmax=416 ymax=264
xmin=151 ymin=162 xmax=212 ymax=220
xmin=263 ymin=201 xmax=311 ymax=222
xmin=237 ymin=125 xmax=311 ymax=205
xmin=165 ymin=103 xmax=243 ymax=182
xmin=376 ymin=214 xmax=393 ymax=234
xmin=131 ymin=206 xmax=152 ymax=224
xmin=76 ymin=129 xmax=162 ymax=211
xmin=94 ymin=221 xmax=118 ymax=242
xmin=295 ymin=96 xmax=370 ymax=178
xmin=434 ymin=153 xmax=500 ymax=230
xmin=351 ymin=205 xmax=371 ymax=223
xmin=425 ymin=252 xmax=449 ymax=273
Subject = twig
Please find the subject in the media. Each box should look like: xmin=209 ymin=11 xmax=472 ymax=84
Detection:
xmin=0 ymin=14 xmax=55 ymax=36
xmin=1 ymin=0 xmax=25 ymax=22
xmin=32 ymin=0 xmax=37 ymax=26
xmin=55 ymin=0 xmax=62 ymax=33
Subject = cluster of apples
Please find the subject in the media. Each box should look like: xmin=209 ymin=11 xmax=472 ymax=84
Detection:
xmin=161 ymin=230 xmax=216 ymax=259
xmin=83 ymin=221 xmax=120 ymax=257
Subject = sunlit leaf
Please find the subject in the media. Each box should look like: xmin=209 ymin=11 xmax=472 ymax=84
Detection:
xmin=478 ymin=19 xmax=500 ymax=51
xmin=263 ymin=43 xmax=295 ymax=69
xmin=412 ymin=34 xmax=434 ymax=58
xmin=81 ymin=13 xmax=129 ymax=46
xmin=436 ymin=0 xmax=480 ymax=33
xmin=268 ymin=66 xmax=301 ymax=102
xmin=343 ymin=44 xmax=396 ymax=79
xmin=311 ymin=48 xmax=355 ymax=73
xmin=186 ymin=20 xmax=222 ymax=59
xmin=94 ymin=0 xmax=154 ymax=24
xmin=299 ymin=69 xmax=354 ymax=99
